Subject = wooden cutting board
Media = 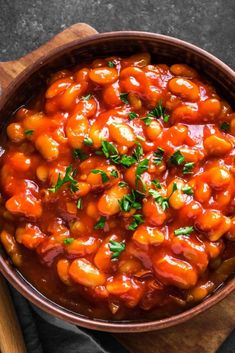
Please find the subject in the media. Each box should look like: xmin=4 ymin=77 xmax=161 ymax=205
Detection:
xmin=0 ymin=23 xmax=234 ymax=353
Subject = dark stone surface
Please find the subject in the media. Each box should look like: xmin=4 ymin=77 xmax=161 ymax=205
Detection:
xmin=0 ymin=0 xmax=234 ymax=68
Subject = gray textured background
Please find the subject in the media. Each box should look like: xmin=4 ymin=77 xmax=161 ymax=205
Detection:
xmin=0 ymin=0 xmax=234 ymax=68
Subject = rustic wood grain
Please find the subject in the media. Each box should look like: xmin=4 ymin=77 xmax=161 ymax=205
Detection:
xmin=0 ymin=275 xmax=27 ymax=353
xmin=0 ymin=23 xmax=234 ymax=353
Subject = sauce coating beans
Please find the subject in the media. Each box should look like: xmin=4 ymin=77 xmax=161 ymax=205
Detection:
xmin=0 ymin=53 xmax=235 ymax=321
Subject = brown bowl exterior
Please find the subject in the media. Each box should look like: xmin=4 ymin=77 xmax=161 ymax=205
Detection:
xmin=0 ymin=31 xmax=235 ymax=332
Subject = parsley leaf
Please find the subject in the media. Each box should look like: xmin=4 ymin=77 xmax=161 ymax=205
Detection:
xmin=152 ymin=179 xmax=162 ymax=189
xmin=107 ymin=61 xmax=116 ymax=68
xmin=118 ymin=181 xmax=128 ymax=187
xmin=119 ymin=190 xmax=142 ymax=212
xmin=149 ymin=182 xmax=177 ymax=211
xmin=128 ymin=112 xmax=138 ymax=120
xmin=111 ymin=169 xmax=118 ymax=178
xmin=82 ymin=94 xmax=92 ymax=100
xmin=91 ymin=169 xmax=109 ymax=183
xmin=183 ymin=162 xmax=195 ymax=175
xmin=94 ymin=216 xmax=106 ymax=229
xmin=48 ymin=165 xmax=79 ymax=193
xmin=132 ymin=142 xmax=143 ymax=162
xmin=170 ymin=150 xmax=185 ymax=166
xmin=73 ymin=149 xmax=88 ymax=161
xmin=141 ymin=117 xmax=152 ymax=126
xmin=153 ymin=147 xmax=165 ymax=165
xmin=101 ymin=141 xmax=120 ymax=164
xmin=147 ymin=100 xmax=169 ymax=122
xmin=120 ymin=154 xmax=136 ymax=167
xmin=174 ymin=226 xmax=194 ymax=236
xmin=136 ymin=159 xmax=149 ymax=183
xmin=120 ymin=93 xmax=129 ymax=104
xmin=128 ymin=214 xmax=144 ymax=230
xmin=220 ymin=122 xmax=230 ymax=132
xmin=182 ymin=186 xmax=194 ymax=195
xmin=109 ymin=240 xmax=125 ymax=259
xmin=63 ymin=238 xmax=75 ymax=245
xmin=76 ymin=198 xmax=82 ymax=209
xmin=84 ymin=137 xmax=93 ymax=146
xmin=24 ymin=129 xmax=34 ymax=136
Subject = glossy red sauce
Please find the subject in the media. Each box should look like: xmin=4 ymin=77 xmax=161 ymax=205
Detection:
xmin=0 ymin=53 xmax=234 ymax=321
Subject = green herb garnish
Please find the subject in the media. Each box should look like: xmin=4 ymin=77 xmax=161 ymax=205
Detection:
xmin=119 ymin=191 xmax=142 ymax=212
xmin=120 ymin=154 xmax=136 ymax=167
xmin=182 ymin=186 xmax=194 ymax=195
xmin=120 ymin=93 xmax=129 ymax=104
xmin=149 ymin=182 xmax=177 ymax=211
xmin=132 ymin=142 xmax=143 ymax=162
xmin=220 ymin=122 xmax=230 ymax=132
xmin=101 ymin=141 xmax=120 ymax=164
xmin=152 ymin=179 xmax=162 ymax=189
xmin=94 ymin=216 xmax=106 ymax=229
xmin=128 ymin=214 xmax=144 ymax=230
xmin=183 ymin=162 xmax=195 ymax=175
xmin=153 ymin=147 xmax=165 ymax=165
xmin=73 ymin=149 xmax=88 ymax=161
xmin=24 ymin=129 xmax=34 ymax=136
xmin=84 ymin=137 xmax=93 ymax=146
xmin=82 ymin=93 xmax=92 ymax=100
xmin=147 ymin=100 xmax=169 ymax=122
xmin=109 ymin=240 xmax=125 ymax=259
xmin=141 ymin=117 xmax=152 ymax=126
xmin=48 ymin=165 xmax=79 ymax=193
xmin=174 ymin=226 xmax=194 ymax=236
xmin=128 ymin=112 xmax=138 ymax=120
xmin=107 ymin=61 xmax=116 ymax=68
xmin=63 ymin=238 xmax=75 ymax=245
xmin=76 ymin=198 xmax=82 ymax=209
xmin=118 ymin=181 xmax=128 ymax=187
xmin=135 ymin=159 xmax=149 ymax=188
xmin=170 ymin=150 xmax=185 ymax=166
xmin=111 ymin=169 xmax=118 ymax=178
xmin=91 ymin=169 xmax=109 ymax=183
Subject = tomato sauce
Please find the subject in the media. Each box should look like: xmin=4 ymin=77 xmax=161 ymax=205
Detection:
xmin=0 ymin=53 xmax=235 ymax=321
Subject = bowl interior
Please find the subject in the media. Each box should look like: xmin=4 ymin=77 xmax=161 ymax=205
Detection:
xmin=0 ymin=32 xmax=235 ymax=332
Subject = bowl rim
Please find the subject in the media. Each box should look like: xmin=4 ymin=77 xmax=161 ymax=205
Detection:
xmin=0 ymin=30 xmax=235 ymax=332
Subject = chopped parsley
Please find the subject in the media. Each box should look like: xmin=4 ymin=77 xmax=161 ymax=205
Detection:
xmin=63 ymin=238 xmax=75 ymax=245
xmin=24 ymin=129 xmax=34 ymax=136
xmin=169 ymin=150 xmax=185 ymax=166
xmin=135 ymin=158 xmax=149 ymax=188
xmin=152 ymin=179 xmax=162 ymax=189
xmin=220 ymin=122 xmax=230 ymax=132
xmin=94 ymin=216 xmax=106 ymax=229
xmin=84 ymin=137 xmax=93 ymax=146
xmin=76 ymin=198 xmax=82 ymax=209
xmin=132 ymin=142 xmax=143 ymax=162
xmin=82 ymin=93 xmax=92 ymax=100
xmin=141 ymin=117 xmax=152 ymax=126
xmin=109 ymin=240 xmax=125 ymax=259
xmin=118 ymin=181 xmax=128 ymax=187
xmin=101 ymin=141 xmax=120 ymax=164
xmin=119 ymin=190 xmax=142 ymax=212
xmin=128 ymin=214 xmax=144 ymax=230
xmin=120 ymin=93 xmax=129 ymax=104
xmin=182 ymin=185 xmax=194 ymax=195
xmin=48 ymin=165 xmax=79 ymax=193
xmin=147 ymin=100 xmax=169 ymax=123
xmin=111 ymin=169 xmax=118 ymax=178
xmin=153 ymin=147 xmax=165 ymax=165
xmin=128 ymin=112 xmax=138 ymax=120
xmin=91 ymin=169 xmax=109 ymax=183
xmin=120 ymin=154 xmax=136 ymax=167
xmin=174 ymin=226 xmax=194 ymax=236
xmin=73 ymin=149 xmax=88 ymax=161
xmin=107 ymin=61 xmax=116 ymax=68
xmin=183 ymin=162 xmax=195 ymax=175
xmin=149 ymin=182 xmax=177 ymax=211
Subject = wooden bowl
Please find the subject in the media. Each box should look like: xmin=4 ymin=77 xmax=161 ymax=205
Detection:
xmin=0 ymin=23 xmax=234 ymax=333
